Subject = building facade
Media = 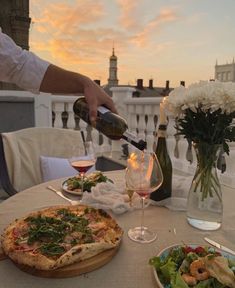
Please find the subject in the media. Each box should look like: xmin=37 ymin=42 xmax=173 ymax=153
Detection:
xmin=0 ymin=0 xmax=31 ymax=90
xmin=214 ymin=59 xmax=235 ymax=82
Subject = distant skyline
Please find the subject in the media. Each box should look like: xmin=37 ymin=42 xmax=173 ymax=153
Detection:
xmin=30 ymin=0 xmax=235 ymax=87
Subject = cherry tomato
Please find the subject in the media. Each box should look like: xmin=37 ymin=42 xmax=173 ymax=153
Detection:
xmin=194 ymin=246 xmax=206 ymax=254
xmin=183 ymin=246 xmax=194 ymax=254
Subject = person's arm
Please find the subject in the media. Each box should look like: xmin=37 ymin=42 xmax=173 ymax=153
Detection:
xmin=0 ymin=29 xmax=49 ymax=93
xmin=40 ymin=64 xmax=117 ymax=123
xmin=0 ymin=29 xmax=117 ymax=122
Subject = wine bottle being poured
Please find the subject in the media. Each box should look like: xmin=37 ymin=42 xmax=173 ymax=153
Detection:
xmin=73 ymin=97 xmax=147 ymax=151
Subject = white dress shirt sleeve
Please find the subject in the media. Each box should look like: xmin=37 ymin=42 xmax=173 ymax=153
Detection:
xmin=0 ymin=28 xmax=50 ymax=93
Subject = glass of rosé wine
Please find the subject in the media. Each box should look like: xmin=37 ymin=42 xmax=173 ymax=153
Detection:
xmin=126 ymin=150 xmax=163 ymax=243
xmin=69 ymin=141 xmax=96 ymax=196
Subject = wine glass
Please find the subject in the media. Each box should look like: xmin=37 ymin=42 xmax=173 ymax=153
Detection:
xmin=126 ymin=150 xmax=163 ymax=243
xmin=125 ymin=184 xmax=135 ymax=207
xmin=69 ymin=141 xmax=96 ymax=196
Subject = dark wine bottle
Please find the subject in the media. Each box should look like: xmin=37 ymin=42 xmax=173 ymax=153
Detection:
xmin=73 ymin=97 xmax=146 ymax=151
xmin=150 ymin=104 xmax=172 ymax=201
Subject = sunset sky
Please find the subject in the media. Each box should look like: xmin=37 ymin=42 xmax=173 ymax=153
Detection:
xmin=30 ymin=0 xmax=235 ymax=88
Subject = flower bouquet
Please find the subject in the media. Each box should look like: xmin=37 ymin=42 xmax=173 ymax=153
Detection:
xmin=164 ymin=80 xmax=235 ymax=230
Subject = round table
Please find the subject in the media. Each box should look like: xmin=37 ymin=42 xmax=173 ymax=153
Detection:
xmin=0 ymin=170 xmax=235 ymax=288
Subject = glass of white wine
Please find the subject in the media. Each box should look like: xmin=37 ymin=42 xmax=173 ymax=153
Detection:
xmin=126 ymin=150 xmax=163 ymax=243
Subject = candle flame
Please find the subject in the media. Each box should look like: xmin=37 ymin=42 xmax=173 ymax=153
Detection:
xmin=127 ymin=152 xmax=139 ymax=169
xmin=145 ymin=155 xmax=154 ymax=181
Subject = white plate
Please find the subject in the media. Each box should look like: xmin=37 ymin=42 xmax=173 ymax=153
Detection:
xmin=152 ymin=243 xmax=235 ymax=288
xmin=61 ymin=180 xmax=82 ymax=196
xmin=61 ymin=171 xmax=113 ymax=196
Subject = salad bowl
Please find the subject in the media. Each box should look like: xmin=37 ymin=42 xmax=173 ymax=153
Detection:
xmin=150 ymin=244 xmax=235 ymax=288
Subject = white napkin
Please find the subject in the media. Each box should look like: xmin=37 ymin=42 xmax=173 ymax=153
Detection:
xmin=81 ymin=182 xmax=144 ymax=214
xmin=81 ymin=174 xmax=192 ymax=213
xmin=151 ymin=174 xmax=193 ymax=211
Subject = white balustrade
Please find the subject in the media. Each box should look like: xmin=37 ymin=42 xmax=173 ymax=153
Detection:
xmin=2 ymin=89 xmax=235 ymax=188
xmin=124 ymin=96 xmax=162 ymax=149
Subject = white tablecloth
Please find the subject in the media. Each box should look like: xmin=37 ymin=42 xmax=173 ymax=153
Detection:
xmin=0 ymin=170 xmax=235 ymax=288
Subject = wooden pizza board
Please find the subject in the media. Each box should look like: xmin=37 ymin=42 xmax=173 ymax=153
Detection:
xmin=13 ymin=246 xmax=120 ymax=278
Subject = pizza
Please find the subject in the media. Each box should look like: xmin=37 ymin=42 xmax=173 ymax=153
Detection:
xmin=1 ymin=205 xmax=123 ymax=271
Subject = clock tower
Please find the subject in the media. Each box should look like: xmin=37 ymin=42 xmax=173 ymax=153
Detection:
xmin=0 ymin=0 xmax=31 ymax=89
xmin=107 ymin=48 xmax=118 ymax=86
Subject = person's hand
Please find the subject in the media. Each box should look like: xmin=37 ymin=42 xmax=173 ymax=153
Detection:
xmin=83 ymin=78 xmax=118 ymax=125
xmin=39 ymin=65 xmax=117 ymax=124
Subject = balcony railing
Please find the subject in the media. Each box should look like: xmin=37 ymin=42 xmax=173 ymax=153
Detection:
xmin=1 ymin=88 xmax=235 ymax=188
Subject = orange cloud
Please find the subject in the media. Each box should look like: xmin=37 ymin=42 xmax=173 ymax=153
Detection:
xmin=30 ymin=1 xmax=181 ymax=84
xmin=31 ymin=26 xmax=127 ymax=67
xmin=149 ymin=8 xmax=179 ymax=27
xmin=130 ymin=7 xmax=179 ymax=47
xmin=116 ymin=0 xmax=144 ymax=30
xmin=32 ymin=0 xmax=105 ymax=35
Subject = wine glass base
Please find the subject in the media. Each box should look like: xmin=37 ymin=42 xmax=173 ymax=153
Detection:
xmin=128 ymin=226 xmax=157 ymax=243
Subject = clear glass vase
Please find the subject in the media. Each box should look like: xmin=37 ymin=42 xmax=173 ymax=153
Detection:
xmin=187 ymin=142 xmax=223 ymax=230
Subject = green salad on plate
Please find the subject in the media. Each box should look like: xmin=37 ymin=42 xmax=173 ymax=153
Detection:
xmin=149 ymin=244 xmax=235 ymax=288
xmin=65 ymin=171 xmax=113 ymax=192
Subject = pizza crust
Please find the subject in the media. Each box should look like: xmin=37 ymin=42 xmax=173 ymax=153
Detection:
xmin=1 ymin=205 xmax=123 ymax=271
xmin=53 ymin=242 xmax=116 ymax=270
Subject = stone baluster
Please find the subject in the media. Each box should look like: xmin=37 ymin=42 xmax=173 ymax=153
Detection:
xmin=34 ymin=93 xmax=52 ymax=127
xmin=52 ymin=102 xmax=64 ymax=128
xmin=145 ymin=104 xmax=155 ymax=151
xmin=135 ymin=104 xmax=145 ymax=141
xmin=167 ymin=114 xmax=176 ymax=137
xmin=127 ymin=104 xmax=137 ymax=133
xmin=66 ymin=102 xmax=76 ymax=129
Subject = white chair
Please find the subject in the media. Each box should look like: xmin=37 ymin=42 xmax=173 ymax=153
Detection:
xmin=0 ymin=127 xmax=84 ymax=195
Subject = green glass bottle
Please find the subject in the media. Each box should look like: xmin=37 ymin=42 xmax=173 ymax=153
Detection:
xmin=150 ymin=124 xmax=172 ymax=201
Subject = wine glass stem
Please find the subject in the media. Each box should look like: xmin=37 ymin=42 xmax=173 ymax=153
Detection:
xmin=80 ymin=172 xmax=85 ymax=194
xmin=140 ymin=197 xmax=145 ymax=237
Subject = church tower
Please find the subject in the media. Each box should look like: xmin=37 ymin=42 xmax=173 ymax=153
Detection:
xmin=0 ymin=0 xmax=31 ymax=90
xmin=108 ymin=47 xmax=118 ymax=86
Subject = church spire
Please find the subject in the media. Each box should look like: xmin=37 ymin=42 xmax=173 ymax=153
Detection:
xmin=112 ymin=42 xmax=115 ymax=56
xmin=108 ymin=46 xmax=118 ymax=86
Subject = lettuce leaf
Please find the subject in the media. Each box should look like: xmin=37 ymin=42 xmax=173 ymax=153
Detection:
xmin=160 ymin=258 xmax=177 ymax=282
xmin=194 ymin=278 xmax=226 ymax=288
xmin=171 ymin=271 xmax=189 ymax=288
